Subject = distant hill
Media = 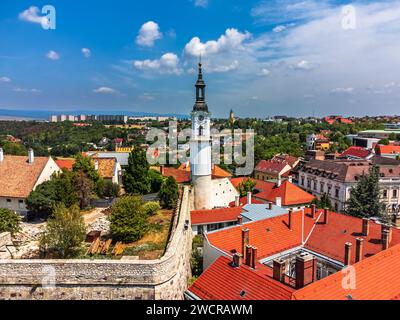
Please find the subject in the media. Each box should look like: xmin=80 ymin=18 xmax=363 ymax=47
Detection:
xmin=0 ymin=109 xmax=188 ymax=121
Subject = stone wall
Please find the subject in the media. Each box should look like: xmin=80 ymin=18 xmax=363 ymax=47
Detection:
xmin=0 ymin=187 xmax=193 ymax=300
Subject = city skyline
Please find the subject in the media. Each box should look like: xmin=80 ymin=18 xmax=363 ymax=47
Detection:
xmin=1 ymin=0 xmax=400 ymax=118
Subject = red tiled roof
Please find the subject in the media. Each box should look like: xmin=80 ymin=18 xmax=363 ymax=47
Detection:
xmin=305 ymin=211 xmax=400 ymax=264
xmin=178 ymin=162 xmax=232 ymax=178
xmin=191 ymin=207 xmax=243 ymax=225
xmin=255 ymin=160 xmax=290 ymax=175
xmin=55 ymin=159 xmax=75 ymax=171
xmin=206 ymin=210 xmax=316 ymax=260
xmin=293 ymin=243 xmax=400 ymax=300
xmin=162 ymin=167 xmax=190 ymax=183
xmin=376 ymin=145 xmax=400 ymax=155
xmin=340 ymin=146 xmax=371 ymax=159
xmin=272 ymin=154 xmax=299 ymax=168
xmin=0 ymin=155 xmax=54 ymax=198
xmin=324 ymin=116 xmax=353 ymax=125
xmin=229 ymin=196 xmax=264 ymax=207
xmin=231 ymin=178 xmax=314 ymax=206
xmin=188 ymin=256 xmax=295 ymax=300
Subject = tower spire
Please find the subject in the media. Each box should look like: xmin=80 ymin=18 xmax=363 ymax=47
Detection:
xmin=193 ymin=60 xmax=208 ymax=112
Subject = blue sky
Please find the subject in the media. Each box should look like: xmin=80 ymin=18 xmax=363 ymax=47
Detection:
xmin=1 ymin=0 xmax=400 ymax=118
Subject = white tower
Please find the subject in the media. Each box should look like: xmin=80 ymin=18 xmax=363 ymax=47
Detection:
xmin=190 ymin=62 xmax=213 ymax=210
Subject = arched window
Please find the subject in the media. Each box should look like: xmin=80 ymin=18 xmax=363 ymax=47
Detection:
xmin=199 ymin=126 xmax=204 ymax=136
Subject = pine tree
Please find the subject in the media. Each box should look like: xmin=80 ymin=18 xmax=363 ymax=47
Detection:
xmin=346 ymin=166 xmax=386 ymax=219
xmin=123 ymin=149 xmax=151 ymax=195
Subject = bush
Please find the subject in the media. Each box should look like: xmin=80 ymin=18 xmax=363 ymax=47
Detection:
xmin=0 ymin=208 xmax=21 ymax=235
xmin=108 ymin=196 xmax=149 ymax=243
xmin=96 ymin=179 xmax=120 ymax=198
xmin=39 ymin=204 xmax=86 ymax=258
xmin=142 ymin=201 xmax=161 ymax=216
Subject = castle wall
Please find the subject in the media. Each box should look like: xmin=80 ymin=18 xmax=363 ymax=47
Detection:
xmin=0 ymin=187 xmax=193 ymax=300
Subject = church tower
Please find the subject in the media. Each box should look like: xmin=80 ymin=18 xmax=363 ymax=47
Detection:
xmin=190 ymin=62 xmax=213 ymax=210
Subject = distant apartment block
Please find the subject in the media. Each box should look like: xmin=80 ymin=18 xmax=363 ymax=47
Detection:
xmin=50 ymin=114 xmax=128 ymax=123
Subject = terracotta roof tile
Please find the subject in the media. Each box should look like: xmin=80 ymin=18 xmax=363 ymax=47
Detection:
xmin=191 ymin=207 xmax=243 ymax=225
xmin=93 ymin=157 xmax=116 ymax=179
xmin=188 ymin=256 xmax=295 ymax=300
xmin=293 ymin=243 xmax=400 ymax=300
xmin=55 ymin=159 xmax=75 ymax=171
xmin=340 ymin=146 xmax=371 ymax=159
xmin=0 ymin=155 xmax=52 ymax=198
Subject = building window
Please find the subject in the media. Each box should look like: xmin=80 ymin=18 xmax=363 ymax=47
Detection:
xmin=301 ymin=177 xmax=305 ymax=186
xmin=383 ymin=190 xmax=388 ymax=198
xmin=199 ymin=126 xmax=204 ymax=136
xmin=307 ymin=179 xmax=311 ymax=188
xmin=393 ymin=190 xmax=398 ymax=198
xmin=18 ymin=200 xmax=24 ymax=209
xmin=313 ymin=181 xmax=317 ymax=191
xmin=335 ymin=188 xmax=340 ymax=198
xmin=320 ymin=182 xmax=324 ymax=193
xmin=334 ymin=203 xmax=338 ymax=212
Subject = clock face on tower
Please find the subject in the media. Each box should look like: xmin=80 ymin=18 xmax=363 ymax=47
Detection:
xmin=198 ymin=115 xmax=204 ymax=121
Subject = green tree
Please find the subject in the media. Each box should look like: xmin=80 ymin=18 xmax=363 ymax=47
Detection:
xmin=158 ymin=176 xmax=179 ymax=209
xmin=142 ymin=201 xmax=161 ymax=216
xmin=149 ymin=169 xmax=164 ymax=193
xmin=72 ymin=154 xmax=100 ymax=182
xmin=378 ymin=138 xmax=390 ymax=145
xmin=0 ymin=208 xmax=21 ymax=235
xmin=26 ymin=180 xmax=57 ymax=218
xmin=74 ymin=171 xmax=94 ymax=209
xmin=312 ymin=193 xmax=333 ymax=210
xmin=346 ymin=166 xmax=386 ymax=219
xmin=123 ymin=149 xmax=151 ymax=195
xmin=39 ymin=204 xmax=86 ymax=258
xmin=108 ymin=196 xmax=149 ymax=243
xmin=237 ymin=178 xmax=256 ymax=197
xmin=54 ymin=171 xmax=77 ymax=207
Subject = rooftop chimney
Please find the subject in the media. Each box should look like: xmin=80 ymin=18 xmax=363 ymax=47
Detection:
xmin=288 ymin=209 xmax=293 ymax=230
xmin=247 ymin=192 xmax=252 ymax=205
xmin=288 ymin=175 xmax=293 ymax=183
xmin=362 ymin=218 xmax=370 ymax=236
xmin=0 ymin=148 xmax=3 ymax=162
xmin=245 ymin=245 xmax=252 ymax=266
xmin=323 ymin=208 xmax=329 ymax=224
xmin=273 ymin=259 xmax=286 ymax=282
xmin=276 ymin=197 xmax=282 ymax=207
xmin=235 ymin=195 xmax=240 ymax=207
xmin=232 ymin=253 xmax=242 ymax=268
xmin=267 ymin=202 xmax=273 ymax=210
xmin=237 ymin=216 xmax=243 ymax=225
xmin=94 ymin=160 xmax=99 ymax=171
xmin=277 ymin=175 xmax=282 ymax=187
xmin=344 ymin=242 xmax=352 ymax=266
xmin=382 ymin=229 xmax=390 ymax=251
xmin=241 ymin=228 xmax=249 ymax=261
xmin=295 ymin=252 xmax=317 ymax=289
xmin=355 ymin=238 xmax=364 ymax=263
xmin=310 ymin=204 xmax=316 ymax=219
xmin=28 ymin=148 xmax=34 ymax=164
xmin=160 ymin=166 xmax=164 ymax=175
xmin=251 ymin=247 xmax=258 ymax=269
xmin=381 ymin=224 xmax=392 ymax=245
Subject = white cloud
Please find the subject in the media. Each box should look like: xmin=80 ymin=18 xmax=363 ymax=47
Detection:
xmin=46 ymin=50 xmax=60 ymax=60
xmin=260 ymin=68 xmax=271 ymax=76
xmin=133 ymin=53 xmax=182 ymax=75
xmin=208 ymin=60 xmax=239 ymax=73
xmin=18 ymin=6 xmax=50 ymax=28
xmin=82 ymin=48 xmax=91 ymax=58
xmin=0 ymin=77 xmax=11 ymax=83
xmin=194 ymin=0 xmax=209 ymax=8
xmin=292 ymin=60 xmax=315 ymax=70
xmin=330 ymin=87 xmax=355 ymax=94
xmin=13 ymin=87 xmax=41 ymax=93
xmin=136 ymin=21 xmax=162 ymax=47
xmin=139 ymin=93 xmax=156 ymax=101
xmin=184 ymin=28 xmax=251 ymax=57
xmin=273 ymin=25 xmax=286 ymax=33
xmin=93 ymin=87 xmax=119 ymax=94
